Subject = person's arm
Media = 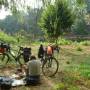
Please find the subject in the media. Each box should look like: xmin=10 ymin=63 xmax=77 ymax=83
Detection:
xmin=21 ymin=64 xmax=29 ymax=76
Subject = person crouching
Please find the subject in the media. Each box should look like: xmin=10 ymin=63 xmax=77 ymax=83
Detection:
xmin=25 ymin=55 xmax=41 ymax=85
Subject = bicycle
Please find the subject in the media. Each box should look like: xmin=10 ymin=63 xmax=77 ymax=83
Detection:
xmin=41 ymin=54 xmax=59 ymax=77
xmin=0 ymin=45 xmax=27 ymax=67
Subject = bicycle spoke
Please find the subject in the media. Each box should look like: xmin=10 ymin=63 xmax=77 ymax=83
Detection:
xmin=17 ymin=54 xmax=25 ymax=66
xmin=42 ymin=57 xmax=59 ymax=77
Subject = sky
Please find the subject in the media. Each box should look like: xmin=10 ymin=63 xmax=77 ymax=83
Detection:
xmin=0 ymin=0 xmax=42 ymax=19
xmin=0 ymin=6 xmax=11 ymax=19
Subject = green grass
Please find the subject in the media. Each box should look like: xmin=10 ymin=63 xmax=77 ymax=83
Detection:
xmin=0 ymin=31 xmax=17 ymax=44
xmin=50 ymin=44 xmax=90 ymax=90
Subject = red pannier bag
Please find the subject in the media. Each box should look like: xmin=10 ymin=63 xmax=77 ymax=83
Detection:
xmin=0 ymin=48 xmax=6 ymax=53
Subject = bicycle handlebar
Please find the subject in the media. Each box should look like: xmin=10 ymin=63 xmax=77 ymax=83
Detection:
xmin=18 ymin=46 xmax=24 ymax=51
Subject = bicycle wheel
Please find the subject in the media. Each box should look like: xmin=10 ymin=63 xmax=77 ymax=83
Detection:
xmin=0 ymin=53 xmax=10 ymax=67
xmin=42 ymin=57 xmax=59 ymax=77
xmin=16 ymin=54 xmax=25 ymax=66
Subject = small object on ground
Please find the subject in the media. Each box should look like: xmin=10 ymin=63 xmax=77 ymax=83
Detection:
xmin=11 ymin=79 xmax=26 ymax=87
xmin=0 ymin=76 xmax=12 ymax=90
xmin=12 ymin=68 xmax=26 ymax=79
xmin=11 ymin=73 xmax=25 ymax=80
xmin=66 ymin=61 xmax=70 ymax=64
xmin=11 ymin=74 xmax=20 ymax=79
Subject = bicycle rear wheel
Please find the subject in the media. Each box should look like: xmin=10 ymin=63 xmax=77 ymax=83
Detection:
xmin=42 ymin=57 xmax=59 ymax=77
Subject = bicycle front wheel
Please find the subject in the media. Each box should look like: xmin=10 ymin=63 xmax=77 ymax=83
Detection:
xmin=16 ymin=54 xmax=25 ymax=66
xmin=0 ymin=53 xmax=10 ymax=67
xmin=42 ymin=57 xmax=59 ymax=77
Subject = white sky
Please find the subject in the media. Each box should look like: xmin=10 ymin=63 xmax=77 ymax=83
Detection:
xmin=0 ymin=0 xmax=42 ymax=20
xmin=0 ymin=6 xmax=11 ymax=19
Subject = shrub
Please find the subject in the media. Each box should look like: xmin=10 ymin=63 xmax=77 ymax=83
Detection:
xmin=54 ymin=83 xmax=66 ymax=90
xmin=58 ymin=38 xmax=72 ymax=45
xmin=79 ymin=41 xmax=89 ymax=46
xmin=76 ymin=46 xmax=83 ymax=51
xmin=0 ymin=31 xmax=17 ymax=44
xmin=68 ymin=85 xmax=79 ymax=90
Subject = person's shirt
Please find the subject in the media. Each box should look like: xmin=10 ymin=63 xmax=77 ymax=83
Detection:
xmin=27 ymin=60 xmax=41 ymax=76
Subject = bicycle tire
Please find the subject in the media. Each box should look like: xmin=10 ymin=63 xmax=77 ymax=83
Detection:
xmin=16 ymin=53 xmax=25 ymax=66
xmin=42 ymin=57 xmax=59 ymax=77
xmin=0 ymin=53 xmax=10 ymax=67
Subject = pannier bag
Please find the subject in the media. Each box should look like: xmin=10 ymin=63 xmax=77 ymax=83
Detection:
xmin=47 ymin=46 xmax=53 ymax=55
xmin=23 ymin=48 xmax=31 ymax=63
xmin=0 ymin=76 xmax=13 ymax=90
xmin=0 ymin=48 xmax=6 ymax=53
xmin=0 ymin=43 xmax=10 ymax=53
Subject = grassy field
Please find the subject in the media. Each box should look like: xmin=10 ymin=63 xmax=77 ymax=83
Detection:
xmin=52 ymin=45 xmax=90 ymax=90
xmin=1 ymin=43 xmax=90 ymax=90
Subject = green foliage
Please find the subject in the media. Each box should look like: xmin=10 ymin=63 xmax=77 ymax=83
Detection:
xmin=0 ymin=8 xmax=42 ymax=37
xmin=79 ymin=41 xmax=90 ymax=46
xmin=76 ymin=0 xmax=86 ymax=6
xmin=39 ymin=0 xmax=74 ymax=42
xmin=72 ymin=19 xmax=88 ymax=36
xmin=76 ymin=46 xmax=83 ymax=51
xmin=54 ymin=82 xmax=79 ymax=90
xmin=0 ymin=0 xmax=28 ymax=14
xmin=58 ymin=38 xmax=72 ymax=45
xmin=39 ymin=5 xmax=56 ymax=37
xmin=0 ymin=0 xmax=8 ymax=8
xmin=77 ymin=58 xmax=90 ymax=79
xmin=0 ymin=15 xmax=21 ymax=33
xmin=0 ymin=30 xmax=17 ymax=43
xmin=68 ymin=85 xmax=79 ymax=90
xmin=86 ymin=0 xmax=90 ymax=13
xmin=69 ymin=0 xmax=87 ymax=36
xmin=73 ymin=40 xmax=90 ymax=46
xmin=54 ymin=83 xmax=66 ymax=90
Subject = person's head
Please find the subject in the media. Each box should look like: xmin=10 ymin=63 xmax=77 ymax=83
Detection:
xmin=40 ymin=44 xmax=43 ymax=47
xmin=30 ymin=55 xmax=36 ymax=60
xmin=48 ymin=43 xmax=52 ymax=46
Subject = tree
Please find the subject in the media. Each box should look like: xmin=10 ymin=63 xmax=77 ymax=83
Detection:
xmin=69 ymin=0 xmax=88 ymax=36
xmin=72 ymin=19 xmax=88 ymax=36
xmin=39 ymin=0 xmax=74 ymax=43
xmin=86 ymin=0 xmax=90 ymax=13
xmin=0 ymin=0 xmax=30 ymax=15
xmin=41 ymin=0 xmax=52 ymax=8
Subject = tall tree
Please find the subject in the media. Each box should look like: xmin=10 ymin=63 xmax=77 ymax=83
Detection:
xmin=39 ymin=0 xmax=74 ymax=43
xmin=70 ymin=0 xmax=88 ymax=36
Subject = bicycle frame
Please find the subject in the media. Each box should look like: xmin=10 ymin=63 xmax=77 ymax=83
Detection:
xmin=0 ymin=46 xmax=24 ymax=65
xmin=9 ymin=47 xmax=23 ymax=60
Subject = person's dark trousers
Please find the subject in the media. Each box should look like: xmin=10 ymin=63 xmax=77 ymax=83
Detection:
xmin=25 ymin=75 xmax=40 ymax=85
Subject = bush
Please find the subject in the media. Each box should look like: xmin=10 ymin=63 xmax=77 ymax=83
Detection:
xmin=54 ymin=83 xmax=66 ymax=90
xmin=68 ymin=85 xmax=79 ymax=90
xmin=58 ymin=38 xmax=72 ymax=45
xmin=79 ymin=41 xmax=90 ymax=46
xmin=0 ymin=31 xmax=17 ymax=44
xmin=76 ymin=46 xmax=83 ymax=51
xmin=54 ymin=83 xmax=79 ymax=90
